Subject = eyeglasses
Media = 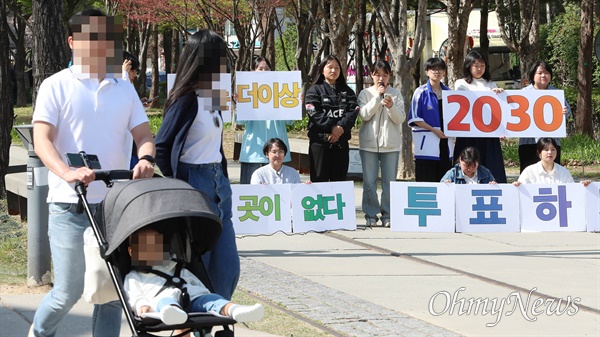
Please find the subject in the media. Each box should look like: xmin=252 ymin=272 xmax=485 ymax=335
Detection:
xmin=269 ymin=150 xmax=285 ymax=156
xmin=428 ymin=68 xmax=444 ymax=73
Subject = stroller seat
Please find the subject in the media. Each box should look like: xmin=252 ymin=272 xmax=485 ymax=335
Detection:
xmin=81 ymin=176 xmax=240 ymax=337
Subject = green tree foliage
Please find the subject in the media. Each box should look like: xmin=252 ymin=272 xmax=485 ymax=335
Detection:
xmin=540 ymin=3 xmax=600 ymax=87
xmin=274 ymin=21 xmax=298 ymax=71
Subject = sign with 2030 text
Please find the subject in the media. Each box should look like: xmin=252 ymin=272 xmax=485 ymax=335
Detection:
xmin=236 ymin=71 xmax=303 ymax=121
xmin=442 ymin=90 xmax=566 ymax=138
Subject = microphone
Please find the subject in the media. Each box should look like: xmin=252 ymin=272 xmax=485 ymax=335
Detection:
xmin=378 ymin=82 xmax=385 ymax=97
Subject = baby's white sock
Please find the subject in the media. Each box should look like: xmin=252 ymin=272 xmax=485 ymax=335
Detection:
xmin=227 ymin=303 xmax=264 ymax=323
xmin=160 ymin=305 xmax=188 ymax=325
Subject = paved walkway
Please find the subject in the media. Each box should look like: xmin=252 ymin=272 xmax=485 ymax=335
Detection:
xmin=2 ymin=145 xmax=599 ymax=337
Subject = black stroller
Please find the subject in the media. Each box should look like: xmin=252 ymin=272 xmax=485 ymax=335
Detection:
xmin=76 ymin=171 xmax=237 ymax=337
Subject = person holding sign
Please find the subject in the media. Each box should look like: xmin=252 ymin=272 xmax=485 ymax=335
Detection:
xmin=235 ymin=57 xmax=294 ymax=184
xmin=305 ymin=55 xmax=359 ymax=182
xmin=518 ymin=61 xmax=572 ymax=173
xmin=357 ymin=60 xmax=405 ymax=227
xmin=408 ymin=57 xmax=453 ymax=182
xmin=441 ymin=147 xmax=497 ymax=184
xmin=250 ymin=138 xmax=302 ymax=184
xmin=155 ymin=30 xmax=239 ymax=301
xmin=513 ymin=138 xmax=591 ymax=187
xmin=453 ymin=51 xmax=507 ymax=183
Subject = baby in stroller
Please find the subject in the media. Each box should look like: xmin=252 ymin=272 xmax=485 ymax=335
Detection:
xmin=125 ymin=227 xmax=264 ymax=325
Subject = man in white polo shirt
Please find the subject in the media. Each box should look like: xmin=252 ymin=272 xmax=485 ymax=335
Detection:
xmin=30 ymin=9 xmax=155 ymax=337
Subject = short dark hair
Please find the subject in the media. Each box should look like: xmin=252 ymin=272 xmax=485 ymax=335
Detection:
xmin=424 ymin=57 xmax=446 ymax=71
xmin=459 ymin=147 xmax=480 ymax=165
xmin=528 ymin=61 xmax=553 ymax=86
xmin=313 ymin=55 xmax=346 ymax=85
xmin=123 ymin=51 xmax=139 ymax=71
xmin=68 ymin=8 xmax=106 ymax=37
xmin=252 ymin=57 xmax=272 ymax=70
xmin=371 ymin=59 xmax=392 ymax=74
xmin=536 ymin=138 xmax=558 ymax=155
xmin=263 ymin=138 xmax=288 ymax=156
xmin=462 ymin=51 xmax=491 ymax=83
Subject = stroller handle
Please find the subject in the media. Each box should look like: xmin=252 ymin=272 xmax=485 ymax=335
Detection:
xmin=94 ymin=170 xmax=134 ymax=182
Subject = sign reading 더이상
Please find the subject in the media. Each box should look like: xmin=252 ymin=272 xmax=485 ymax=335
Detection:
xmin=236 ymin=71 xmax=303 ymax=121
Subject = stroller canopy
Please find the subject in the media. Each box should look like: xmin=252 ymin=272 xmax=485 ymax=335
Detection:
xmin=97 ymin=178 xmax=222 ymax=256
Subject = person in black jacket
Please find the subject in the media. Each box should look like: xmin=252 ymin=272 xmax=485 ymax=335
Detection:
xmin=305 ymin=55 xmax=359 ymax=182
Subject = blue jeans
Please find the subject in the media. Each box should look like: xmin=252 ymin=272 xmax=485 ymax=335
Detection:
xmin=188 ymin=294 xmax=230 ymax=314
xmin=177 ymin=162 xmax=240 ymax=300
xmin=32 ymin=203 xmax=122 ymax=337
xmin=239 ymin=162 xmax=263 ymax=184
xmin=360 ymin=151 xmax=399 ymax=222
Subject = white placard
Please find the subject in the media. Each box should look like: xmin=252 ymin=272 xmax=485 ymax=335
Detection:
xmin=390 ymin=182 xmax=456 ymax=232
xmin=290 ymin=182 xmax=356 ymax=232
xmin=231 ymin=184 xmax=292 ymax=234
xmin=443 ymin=90 xmax=566 ymax=138
xmin=454 ymin=184 xmax=520 ymax=232
xmin=236 ymin=71 xmax=302 ymax=121
xmin=167 ymin=74 xmax=176 ymax=97
xmin=586 ymin=182 xmax=600 ymax=232
xmin=518 ymin=184 xmax=586 ymax=232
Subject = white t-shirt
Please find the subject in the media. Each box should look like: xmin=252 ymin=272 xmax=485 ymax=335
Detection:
xmin=179 ymin=97 xmax=223 ymax=165
xmin=463 ymin=173 xmax=479 ymax=184
xmin=124 ymin=260 xmax=210 ymax=314
xmin=518 ymin=161 xmax=575 ymax=184
xmin=454 ymin=77 xmax=498 ymax=91
xmin=32 ymin=67 xmax=148 ymax=203
xmin=250 ymin=164 xmax=301 ymax=185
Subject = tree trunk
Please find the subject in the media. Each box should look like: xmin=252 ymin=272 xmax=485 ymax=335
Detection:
xmin=31 ymin=0 xmax=69 ymax=108
xmin=163 ymin=29 xmax=172 ymax=74
xmin=444 ymin=0 xmax=475 ymax=87
xmin=11 ymin=13 xmax=29 ymax=107
xmin=265 ymin=9 xmax=276 ymax=70
xmin=171 ymin=30 xmax=180 ymax=73
xmin=576 ymin=0 xmax=593 ymax=136
xmin=356 ymin=0 xmax=366 ymax=93
xmin=150 ymin=24 xmax=159 ymax=107
xmin=1 ymin=0 xmax=15 ymax=198
xmin=480 ymin=0 xmax=490 ymax=61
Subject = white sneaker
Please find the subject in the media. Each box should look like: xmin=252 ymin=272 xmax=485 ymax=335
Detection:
xmin=229 ymin=303 xmax=264 ymax=323
xmin=160 ymin=305 xmax=188 ymax=325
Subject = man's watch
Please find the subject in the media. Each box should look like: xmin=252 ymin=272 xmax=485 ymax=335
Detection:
xmin=139 ymin=155 xmax=155 ymax=164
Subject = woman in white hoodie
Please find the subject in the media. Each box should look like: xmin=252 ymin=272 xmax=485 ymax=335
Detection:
xmin=357 ymin=60 xmax=406 ymax=227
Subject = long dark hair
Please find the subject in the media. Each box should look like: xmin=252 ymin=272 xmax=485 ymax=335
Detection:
xmin=163 ymin=30 xmax=227 ymax=115
xmin=462 ymin=51 xmax=491 ymax=83
xmin=312 ymin=55 xmax=347 ymax=86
